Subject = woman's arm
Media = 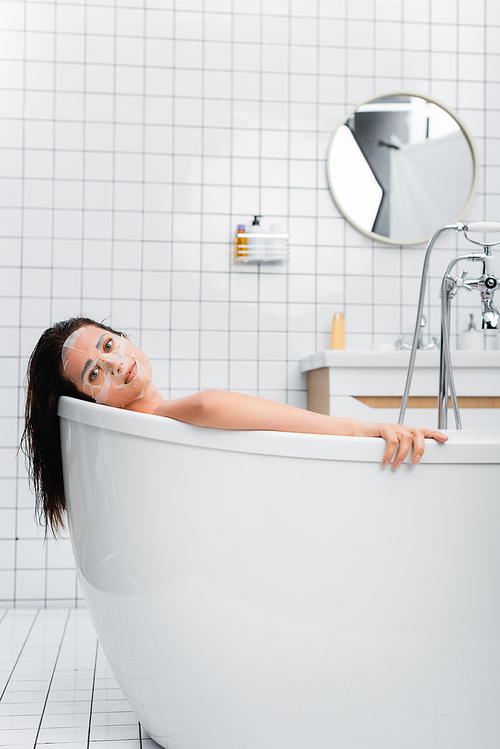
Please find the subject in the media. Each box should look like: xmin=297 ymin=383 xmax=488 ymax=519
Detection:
xmin=153 ymin=389 xmax=448 ymax=467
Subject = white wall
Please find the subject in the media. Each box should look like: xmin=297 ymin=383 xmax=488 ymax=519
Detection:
xmin=1 ymin=0 xmax=499 ymax=607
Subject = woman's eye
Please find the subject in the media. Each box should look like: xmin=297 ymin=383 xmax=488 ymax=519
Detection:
xmin=104 ymin=339 xmax=113 ymax=352
xmin=89 ymin=367 xmax=100 ymax=382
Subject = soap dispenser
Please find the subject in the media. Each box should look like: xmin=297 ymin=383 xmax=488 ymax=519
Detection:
xmin=460 ymin=314 xmax=483 ymax=351
xmin=247 ymin=215 xmax=264 ymax=261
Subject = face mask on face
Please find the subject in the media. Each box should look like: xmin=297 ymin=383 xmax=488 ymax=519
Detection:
xmin=62 ymin=327 xmax=130 ymax=404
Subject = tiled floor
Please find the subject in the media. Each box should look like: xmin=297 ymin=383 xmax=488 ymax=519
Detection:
xmin=0 ymin=609 xmax=158 ymax=748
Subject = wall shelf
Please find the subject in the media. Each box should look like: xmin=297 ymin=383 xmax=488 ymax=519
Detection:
xmin=233 ymin=233 xmax=289 ymax=265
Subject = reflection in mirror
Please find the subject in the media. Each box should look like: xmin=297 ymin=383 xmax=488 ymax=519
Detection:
xmin=327 ymin=93 xmax=478 ymax=245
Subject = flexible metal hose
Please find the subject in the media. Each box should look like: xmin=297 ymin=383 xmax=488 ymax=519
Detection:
xmin=440 ymin=259 xmax=462 ymax=428
xmin=398 ymin=225 xmax=457 ymax=426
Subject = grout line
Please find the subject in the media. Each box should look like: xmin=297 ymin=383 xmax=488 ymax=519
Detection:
xmin=197 ymin=0 xmax=205 ymax=393
xmin=0 ymin=609 xmax=40 ymax=702
xmin=32 ymin=608 xmax=71 ymax=748
xmin=80 ymin=0 xmax=88 ymax=314
xmin=86 ymin=638 xmax=99 ymax=749
xmin=285 ymin=0 xmax=292 ymax=402
xmin=167 ymin=0 xmax=176 ymax=401
xmin=11 ymin=0 xmax=31 ymax=611
xmin=312 ymin=0 xmax=319 ymax=365
xmin=256 ymin=0 xmax=263 ymax=397
xmin=227 ymin=0 xmax=234 ymax=392
xmin=139 ymin=0 xmax=146 ymax=353
xmin=109 ymin=0 xmax=118 ymax=324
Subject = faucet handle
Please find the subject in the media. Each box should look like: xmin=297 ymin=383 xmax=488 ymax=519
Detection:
xmin=421 ymin=336 xmax=439 ymax=350
xmin=455 ymin=269 xmax=469 ymax=287
xmin=450 ymin=268 xmax=474 ymax=296
xmin=395 ymin=336 xmax=411 ymax=350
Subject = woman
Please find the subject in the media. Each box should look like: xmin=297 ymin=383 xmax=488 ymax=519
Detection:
xmin=22 ymin=317 xmax=448 ymax=534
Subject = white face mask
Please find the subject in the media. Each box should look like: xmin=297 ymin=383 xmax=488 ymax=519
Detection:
xmin=62 ymin=326 xmax=153 ymax=407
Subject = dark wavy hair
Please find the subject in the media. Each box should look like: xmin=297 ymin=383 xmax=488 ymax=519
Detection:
xmin=21 ymin=317 xmax=124 ymax=535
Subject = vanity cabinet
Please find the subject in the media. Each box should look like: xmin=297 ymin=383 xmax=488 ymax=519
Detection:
xmin=300 ymin=350 xmax=500 ymax=429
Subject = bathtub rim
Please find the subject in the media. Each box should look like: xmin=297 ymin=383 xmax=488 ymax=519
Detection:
xmin=58 ymin=396 xmax=500 ymax=465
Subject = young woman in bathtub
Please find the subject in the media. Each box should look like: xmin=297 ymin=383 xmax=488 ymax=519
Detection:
xmin=22 ymin=317 xmax=447 ymax=533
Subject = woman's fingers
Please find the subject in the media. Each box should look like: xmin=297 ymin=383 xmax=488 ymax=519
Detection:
xmin=382 ymin=434 xmax=399 ymax=466
xmin=380 ymin=423 xmax=410 ymax=467
xmin=356 ymin=420 xmax=448 ymax=467
xmin=409 ymin=428 xmax=448 ymax=465
xmin=393 ymin=428 xmax=416 ymax=467
xmin=409 ymin=427 xmax=425 ymax=465
xmin=423 ymin=428 xmax=449 ymax=443
xmin=379 ymin=424 xmax=447 ymax=468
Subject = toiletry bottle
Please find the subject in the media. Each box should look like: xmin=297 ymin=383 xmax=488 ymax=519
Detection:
xmin=331 ymin=312 xmax=345 ymax=350
xmin=460 ymin=314 xmax=483 ymax=351
xmin=235 ymin=224 xmax=247 ymax=260
xmin=247 ymin=215 xmax=264 ymax=261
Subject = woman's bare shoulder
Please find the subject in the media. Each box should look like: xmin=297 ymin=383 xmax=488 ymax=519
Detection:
xmin=152 ymin=392 xmax=207 ymax=420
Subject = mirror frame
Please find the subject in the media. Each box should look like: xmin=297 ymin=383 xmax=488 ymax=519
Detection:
xmin=326 ymin=91 xmax=479 ymax=246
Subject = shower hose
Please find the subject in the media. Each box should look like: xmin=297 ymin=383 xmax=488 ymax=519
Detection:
xmin=398 ymin=225 xmax=461 ymax=429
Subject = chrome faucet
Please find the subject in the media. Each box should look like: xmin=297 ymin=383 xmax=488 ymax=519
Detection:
xmin=482 ymin=294 xmax=500 ymax=329
xmin=395 ymin=314 xmax=438 ymax=350
xmin=446 ymin=252 xmax=500 ymax=330
xmin=398 ymin=221 xmax=500 ymax=431
xmin=437 ymin=231 xmax=500 ymax=427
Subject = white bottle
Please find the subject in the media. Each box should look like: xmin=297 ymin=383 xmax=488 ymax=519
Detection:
xmin=247 ymin=215 xmax=264 ymax=261
xmin=460 ymin=314 xmax=483 ymax=351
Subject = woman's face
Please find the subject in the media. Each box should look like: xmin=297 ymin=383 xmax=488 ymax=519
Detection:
xmin=61 ymin=326 xmax=153 ymax=408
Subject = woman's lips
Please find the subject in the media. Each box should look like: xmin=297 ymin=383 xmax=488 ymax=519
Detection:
xmin=125 ymin=361 xmax=137 ymax=384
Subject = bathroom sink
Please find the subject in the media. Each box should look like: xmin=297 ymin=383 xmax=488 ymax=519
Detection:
xmin=300 ymin=349 xmax=500 ymax=396
xmin=299 ymin=350 xmax=500 ymax=428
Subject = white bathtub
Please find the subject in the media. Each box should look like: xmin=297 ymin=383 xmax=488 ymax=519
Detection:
xmin=58 ymin=396 xmax=500 ymax=749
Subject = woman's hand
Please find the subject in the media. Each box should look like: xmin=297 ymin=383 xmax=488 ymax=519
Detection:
xmin=353 ymin=421 xmax=448 ymax=467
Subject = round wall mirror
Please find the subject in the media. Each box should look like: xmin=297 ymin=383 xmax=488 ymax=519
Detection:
xmin=327 ymin=92 xmax=478 ymax=245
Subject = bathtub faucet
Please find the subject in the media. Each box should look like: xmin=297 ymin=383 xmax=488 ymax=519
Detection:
xmin=398 ymin=220 xmax=500 ymax=431
xmin=445 ymin=248 xmax=499 ymax=330
xmin=439 ymin=235 xmax=500 ymax=427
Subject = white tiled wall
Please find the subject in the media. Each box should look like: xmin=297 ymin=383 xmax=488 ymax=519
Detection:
xmin=0 ymin=0 xmax=498 ymax=606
